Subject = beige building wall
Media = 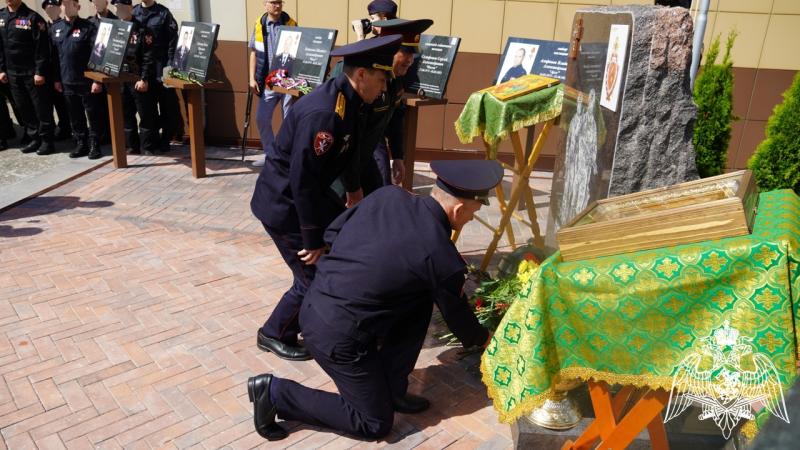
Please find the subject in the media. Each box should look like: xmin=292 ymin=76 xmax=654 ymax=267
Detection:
xmin=18 ymin=1 xmax=798 ymax=169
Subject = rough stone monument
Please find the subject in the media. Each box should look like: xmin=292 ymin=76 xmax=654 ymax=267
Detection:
xmin=545 ymin=5 xmax=698 ymax=246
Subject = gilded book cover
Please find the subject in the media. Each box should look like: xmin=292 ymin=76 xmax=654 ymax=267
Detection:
xmin=481 ymin=74 xmax=560 ymax=101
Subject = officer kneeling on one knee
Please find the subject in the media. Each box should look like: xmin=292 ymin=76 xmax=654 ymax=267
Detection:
xmin=50 ymin=0 xmax=104 ymax=159
xmin=248 ymin=160 xmax=502 ymax=441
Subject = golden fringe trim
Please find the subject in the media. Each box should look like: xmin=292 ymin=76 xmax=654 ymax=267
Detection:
xmin=481 ymin=360 xmax=765 ymax=439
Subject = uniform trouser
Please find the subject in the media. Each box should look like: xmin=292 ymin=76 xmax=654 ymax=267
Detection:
xmin=64 ymin=88 xmax=102 ymax=143
xmin=7 ymin=74 xmax=54 ymax=141
xmin=52 ymin=89 xmax=71 ymax=133
xmin=121 ymin=83 xmax=141 ymax=151
xmin=260 ymin=223 xmax=316 ymax=344
xmin=92 ymin=90 xmax=111 ymax=143
xmin=152 ymin=81 xmax=179 ymax=149
xmin=256 ymin=90 xmax=292 ymax=154
xmin=0 ymin=84 xmax=16 ymax=139
xmin=132 ymin=85 xmax=160 ymax=152
xmin=270 ymin=301 xmax=433 ymax=439
xmin=373 ymin=140 xmax=392 ymax=186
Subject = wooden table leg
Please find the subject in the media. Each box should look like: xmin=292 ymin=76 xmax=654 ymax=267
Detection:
xmin=598 ymin=389 xmax=669 ymax=450
xmin=510 ymin=130 xmax=544 ymax=247
xmin=106 ymin=82 xmax=127 ymax=169
xmin=483 ymin=141 xmax=516 ymax=250
xmin=401 ymin=105 xmax=418 ymax=191
xmin=186 ymin=88 xmax=205 ymax=178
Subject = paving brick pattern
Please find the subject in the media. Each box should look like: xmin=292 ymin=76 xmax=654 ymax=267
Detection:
xmin=0 ymin=152 xmax=552 ymax=449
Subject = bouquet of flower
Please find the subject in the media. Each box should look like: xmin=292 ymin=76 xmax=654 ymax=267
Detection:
xmin=438 ymin=244 xmax=541 ymax=345
xmin=265 ymin=69 xmax=313 ymax=95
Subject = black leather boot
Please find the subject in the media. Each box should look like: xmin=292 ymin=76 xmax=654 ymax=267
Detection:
xmin=21 ymin=139 xmax=41 ymax=154
xmin=88 ymin=139 xmax=102 ymax=160
xmin=36 ymin=140 xmax=56 ymax=156
xmin=69 ymin=138 xmax=89 ymax=158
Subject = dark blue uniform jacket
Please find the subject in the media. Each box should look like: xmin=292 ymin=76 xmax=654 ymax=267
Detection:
xmin=304 ymin=186 xmax=489 ymax=350
xmin=0 ymin=3 xmax=49 ymax=76
xmin=132 ymin=3 xmax=177 ymax=78
xmin=251 ymin=73 xmax=365 ymax=250
xmin=50 ymin=17 xmax=97 ymax=92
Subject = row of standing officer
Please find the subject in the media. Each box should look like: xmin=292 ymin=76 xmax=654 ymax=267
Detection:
xmin=0 ymin=0 xmax=179 ymax=158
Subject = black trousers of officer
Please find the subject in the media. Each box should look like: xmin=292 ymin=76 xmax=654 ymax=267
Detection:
xmin=92 ymin=90 xmax=111 ymax=143
xmin=121 ymin=83 xmax=142 ymax=151
xmin=63 ymin=84 xmax=102 ymax=143
xmin=260 ymin=223 xmax=316 ymax=344
xmin=7 ymin=74 xmax=54 ymax=141
xmin=131 ymin=84 xmax=161 ymax=152
xmin=152 ymin=80 xmax=179 ymax=150
xmin=270 ymin=300 xmax=432 ymax=439
xmin=52 ymin=89 xmax=71 ymax=134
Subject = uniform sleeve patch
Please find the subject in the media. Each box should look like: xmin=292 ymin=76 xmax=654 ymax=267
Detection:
xmin=313 ymin=131 xmax=334 ymax=156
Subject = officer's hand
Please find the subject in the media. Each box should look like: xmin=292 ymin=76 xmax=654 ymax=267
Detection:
xmin=135 ymin=80 xmax=149 ymax=93
xmin=0 ymin=73 xmax=7 ymax=84
xmin=298 ymin=248 xmax=324 ymax=265
xmin=91 ymin=82 xmax=103 ymax=94
xmin=34 ymin=75 xmax=45 ymax=86
xmin=54 ymin=82 xmax=63 ymax=93
xmin=391 ymin=159 xmax=405 ymax=186
xmin=345 ymin=189 xmax=363 ymax=208
xmin=249 ymin=78 xmax=261 ymax=95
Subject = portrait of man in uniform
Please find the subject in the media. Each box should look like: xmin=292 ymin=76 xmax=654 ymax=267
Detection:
xmin=497 ymin=42 xmax=537 ymax=84
xmin=173 ymin=25 xmax=194 ymax=72
xmin=272 ymin=30 xmax=301 ymax=74
xmin=90 ymin=21 xmax=112 ymax=68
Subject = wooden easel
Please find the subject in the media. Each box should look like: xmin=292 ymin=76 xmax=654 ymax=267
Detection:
xmin=401 ymin=96 xmax=447 ymax=190
xmin=163 ymin=78 xmax=225 ymax=178
xmin=459 ymin=120 xmax=551 ymax=270
xmin=84 ymin=71 xmax=138 ymax=169
xmin=563 ymin=381 xmax=670 ymax=450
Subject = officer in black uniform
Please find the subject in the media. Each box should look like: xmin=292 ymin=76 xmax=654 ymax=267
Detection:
xmin=112 ymin=0 xmax=155 ymax=155
xmin=87 ymin=0 xmax=117 ymax=145
xmin=250 ymin=35 xmax=402 ymax=362
xmin=50 ymin=0 xmax=104 ymax=159
xmin=42 ymin=0 xmax=72 ymax=142
xmin=247 ymin=159 xmax=502 ymax=441
xmin=0 ymin=0 xmax=56 ymax=155
xmin=132 ymin=0 xmax=178 ymax=153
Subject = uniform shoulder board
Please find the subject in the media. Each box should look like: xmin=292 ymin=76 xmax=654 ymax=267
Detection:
xmin=335 ymin=92 xmax=346 ymax=120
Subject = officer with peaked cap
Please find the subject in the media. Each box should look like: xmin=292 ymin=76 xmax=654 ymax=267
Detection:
xmin=247 ymin=159 xmax=502 ymax=441
xmin=250 ymin=35 xmax=402 ymax=363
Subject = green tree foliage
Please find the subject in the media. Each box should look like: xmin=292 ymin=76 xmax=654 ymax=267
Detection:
xmin=749 ymin=71 xmax=800 ymax=193
xmin=693 ymin=31 xmax=737 ymax=178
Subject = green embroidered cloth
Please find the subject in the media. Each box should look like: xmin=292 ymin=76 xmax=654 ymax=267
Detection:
xmin=481 ymin=190 xmax=800 ymax=436
xmin=455 ymin=85 xmax=564 ymax=159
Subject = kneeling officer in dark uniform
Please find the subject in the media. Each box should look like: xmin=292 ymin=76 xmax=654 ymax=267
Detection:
xmin=247 ymin=159 xmax=503 ymax=441
xmin=250 ymin=35 xmax=402 ymax=362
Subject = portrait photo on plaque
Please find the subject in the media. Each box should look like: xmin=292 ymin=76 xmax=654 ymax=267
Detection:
xmin=171 ymin=21 xmax=220 ymax=83
xmin=87 ymin=19 xmax=133 ymax=77
xmin=270 ymin=26 xmax=337 ymax=88
xmin=404 ymin=35 xmax=460 ymax=100
xmin=599 ymin=24 xmax=630 ymax=112
xmin=494 ymin=37 xmax=569 ymax=84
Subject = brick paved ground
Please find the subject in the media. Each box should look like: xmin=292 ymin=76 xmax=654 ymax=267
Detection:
xmin=0 ymin=150 xmax=552 ymax=449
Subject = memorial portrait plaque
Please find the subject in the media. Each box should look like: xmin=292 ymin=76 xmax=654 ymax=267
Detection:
xmin=271 ymin=26 xmax=337 ymax=88
xmin=172 ymin=21 xmax=220 ymax=82
xmin=87 ymin=19 xmax=133 ymax=77
xmin=404 ymin=35 xmax=460 ymax=99
xmin=545 ymin=12 xmax=633 ymax=248
xmin=494 ymin=37 xmax=569 ymax=84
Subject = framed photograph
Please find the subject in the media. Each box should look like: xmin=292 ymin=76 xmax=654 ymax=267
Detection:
xmin=270 ymin=27 xmax=337 ymax=88
xmin=494 ymin=37 xmax=569 ymax=85
xmin=599 ymin=24 xmax=630 ymax=112
xmin=87 ymin=19 xmax=133 ymax=77
xmin=171 ymin=21 xmax=220 ymax=83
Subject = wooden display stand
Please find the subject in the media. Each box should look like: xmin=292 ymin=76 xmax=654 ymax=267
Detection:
xmin=401 ymin=96 xmax=448 ymax=190
xmin=163 ymin=78 xmax=225 ymax=178
xmin=84 ymin=71 xmax=138 ymax=169
xmin=563 ymin=381 xmax=669 ymax=450
xmin=463 ymin=120 xmax=551 ymax=270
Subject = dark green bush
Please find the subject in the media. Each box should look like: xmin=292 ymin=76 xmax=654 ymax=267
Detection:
xmin=693 ymin=32 xmax=737 ymax=178
xmin=749 ymin=71 xmax=800 ymax=193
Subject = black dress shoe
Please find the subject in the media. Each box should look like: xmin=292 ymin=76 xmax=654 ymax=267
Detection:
xmin=392 ymin=394 xmax=430 ymax=414
xmin=257 ymin=331 xmax=312 ymax=361
xmin=247 ymin=374 xmax=288 ymax=441
xmin=21 ymin=139 xmax=41 ymax=154
xmin=36 ymin=141 xmax=56 ymax=156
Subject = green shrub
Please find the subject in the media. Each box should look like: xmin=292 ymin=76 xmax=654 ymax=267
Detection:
xmin=693 ymin=31 xmax=737 ymax=178
xmin=748 ymin=72 xmax=800 ymax=193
